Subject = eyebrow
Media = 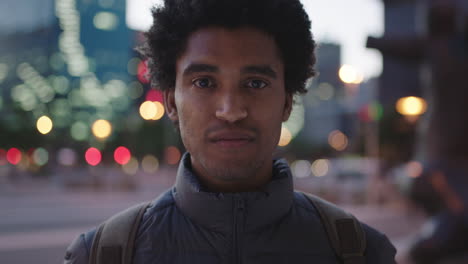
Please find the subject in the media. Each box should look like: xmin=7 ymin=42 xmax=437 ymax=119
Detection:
xmin=182 ymin=63 xmax=277 ymax=79
xmin=241 ymin=65 xmax=277 ymax=79
xmin=182 ymin=63 xmax=219 ymax=76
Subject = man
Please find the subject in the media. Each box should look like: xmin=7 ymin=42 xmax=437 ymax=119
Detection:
xmin=65 ymin=0 xmax=397 ymax=263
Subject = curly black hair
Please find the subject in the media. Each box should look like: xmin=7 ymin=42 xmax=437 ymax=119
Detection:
xmin=141 ymin=0 xmax=316 ymax=95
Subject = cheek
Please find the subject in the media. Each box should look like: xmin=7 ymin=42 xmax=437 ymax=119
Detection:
xmin=175 ymin=98 xmax=204 ymax=149
xmin=254 ymin=106 xmax=285 ymax=143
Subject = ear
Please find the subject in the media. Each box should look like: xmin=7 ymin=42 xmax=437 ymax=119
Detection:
xmin=282 ymin=93 xmax=293 ymax=122
xmin=163 ymin=89 xmax=178 ymax=122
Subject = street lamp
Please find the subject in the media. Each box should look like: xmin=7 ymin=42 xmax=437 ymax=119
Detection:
xmin=91 ymin=119 xmax=112 ymax=140
xmin=396 ymin=96 xmax=427 ymax=123
xmin=338 ymin=64 xmax=364 ymax=85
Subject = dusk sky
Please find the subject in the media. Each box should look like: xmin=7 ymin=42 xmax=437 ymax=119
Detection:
xmin=0 ymin=0 xmax=385 ymax=80
xmin=127 ymin=0 xmax=385 ymax=80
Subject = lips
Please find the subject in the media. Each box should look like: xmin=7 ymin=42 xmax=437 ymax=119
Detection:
xmin=208 ymin=131 xmax=255 ymax=147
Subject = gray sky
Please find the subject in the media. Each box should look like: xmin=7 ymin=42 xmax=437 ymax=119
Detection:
xmin=302 ymin=0 xmax=384 ymax=79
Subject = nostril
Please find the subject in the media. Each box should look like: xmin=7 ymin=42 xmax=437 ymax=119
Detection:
xmin=215 ymin=108 xmax=248 ymax=123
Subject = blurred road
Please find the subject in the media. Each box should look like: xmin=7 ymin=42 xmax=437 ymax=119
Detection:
xmin=0 ymin=169 xmax=424 ymax=264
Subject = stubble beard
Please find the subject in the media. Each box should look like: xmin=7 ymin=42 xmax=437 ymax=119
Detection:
xmin=198 ymin=154 xmax=265 ymax=183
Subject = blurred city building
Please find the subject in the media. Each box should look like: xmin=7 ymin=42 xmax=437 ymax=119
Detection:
xmin=298 ymin=43 xmax=378 ymax=156
xmin=368 ymin=0 xmax=468 ymax=262
xmin=0 ymin=0 xmax=174 ymax=179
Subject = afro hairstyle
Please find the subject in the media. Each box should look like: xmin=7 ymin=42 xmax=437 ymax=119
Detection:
xmin=141 ymin=0 xmax=316 ymax=95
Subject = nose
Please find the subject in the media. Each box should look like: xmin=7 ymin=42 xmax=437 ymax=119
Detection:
xmin=215 ymin=92 xmax=248 ymax=123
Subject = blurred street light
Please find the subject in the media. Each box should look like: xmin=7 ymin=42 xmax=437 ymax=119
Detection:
xmin=278 ymin=126 xmax=292 ymax=147
xmin=36 ymin=116 xmax=53 ymax=135
xmin=311 ymin=159 xmax=330 ymax=177
xmin=142 ymin=155 xmax=159 ymax=173
xmin=114 ymin=146 xmax=131 ymax=165
xmin=7 ymin=148 xmax=22 ymax=165
xmin=139 ymin=101 xmax=165 ymax=121
xmin=339 ymin=64 xmax=364 ymax=84
xmin=396 ymin=96 xmax=427 ymax=116
xmin=92 ymin=119 xmax=112 ymax=139
xmin=328 ymin=130 xmax=348 ymax=151
xmin=85 ymin=147 xmax=102 ymax=166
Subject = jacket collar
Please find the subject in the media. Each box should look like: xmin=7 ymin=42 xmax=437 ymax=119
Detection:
xmin=173 ymin=152 xmax=294 ymax=233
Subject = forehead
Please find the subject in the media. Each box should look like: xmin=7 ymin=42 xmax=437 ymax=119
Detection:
xmin=176 ymin=26 xmax=284 ymax=71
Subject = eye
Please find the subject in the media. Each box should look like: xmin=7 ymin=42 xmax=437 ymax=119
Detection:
xmin=192 ymin=77 xmax=214 ymax=88
xmin=246 ymin=79 xmax=268 ymax=89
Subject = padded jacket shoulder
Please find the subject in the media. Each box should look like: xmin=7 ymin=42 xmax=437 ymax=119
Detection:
xmin=64 ymin=155 xmax=396 ymax=264
xmin=64 ymin=190 xmax=396 ymax=264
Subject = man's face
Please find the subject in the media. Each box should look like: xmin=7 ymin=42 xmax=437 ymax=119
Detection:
xmin=165 ymin=26 xmax=292 ymax=186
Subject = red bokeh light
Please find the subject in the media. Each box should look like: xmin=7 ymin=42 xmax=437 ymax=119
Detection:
xmin=145 ymin=89 xmax=164 ymax=103
xmin=114 ymin=146 xmax=131 ymax=165
xmin=7 ymin=148 xmax=22 ymax=165
xmin=137 ymin=60 xmax=150 ymax=84
xmin=85 ymin=147 xmax=102 ymax=166
xmin=0 ymin=149 xmax=7 ymax=165
xmin=358 ymin=105 xmax=372 ymax=123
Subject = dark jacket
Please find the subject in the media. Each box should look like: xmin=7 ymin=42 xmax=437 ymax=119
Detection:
xmin=65 ymin=154 xmax=397 ymax=263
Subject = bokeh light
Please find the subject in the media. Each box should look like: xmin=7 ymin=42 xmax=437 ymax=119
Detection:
xmin=127 ymin=58 xmax=141 ymax=75
xmin=142 ymin=155 xmax=159 ymax=173
xmin=98 ymin=0 xmax=115 ymax=8
xmin=129 ymin=81 xmax=144 ymax=99
xmin=71 ymin=121 xmax=89 ymax=141
xmin=153 ymin=101 xmax=165 ymax=120
xmin=32 ymin=148 xmax=49 ymax=166
xmin=282 ymin=95 xmax=305 ymax=141
xmin=85 ymin=147 xmax=102 ymax=166
xmin=359 ymin=102 xmax=383 ymax=122
xmin=145 ymin=89 xmax=164 ymax=103
xmin=57 ymin=148 xmax=77 ymax=166
xmin=165 ymin=146 xmax=181 ymax=165
xmin=311 ymin=159 xmax=330 ymax=177
xmin=291 ymin=160 xmax=312 ymax=178
xmin=369 ymin=102 xmax=384 ymax=121
xmin=122 ymin=157 xmax=139 ymax=175
xmin=37 ymin=116 xmax=53 ymax=134
xmin=93 ymin=12 xmax=118 ymax=31
xmin=328 ymin=130 xmax=348 ymax=151
xmin=17 ymin=153 xmax=30 ymax=171
xmin=139 ymin=101 xmax=165 ymax=121
xmin=137 ymin=60 xmax=149 ymax=83
xmin=317 ymin=83 xmax=334 ymax=101
xmin=92 ymin=119 xmax=112 ymax=139
xmin=278 ymin=126 xmax=292 ymax=147
xmin=396 ymin=96 xmax=427 ymax=116
xmin=339 ymin=64 xmax=364 ymax=84
xmin=139 ymin=101 xmax=157 ymax=120
xmin=406 ymin=161 xmax=423 ymax=178
xmin=114 ymin=146 xmax=131 ymax=165
xmin=7 ymin=148 xmax=22 ymax=165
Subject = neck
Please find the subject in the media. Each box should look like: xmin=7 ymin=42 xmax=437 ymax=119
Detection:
xmin=191 ymin=157 xmax=273 ymax=193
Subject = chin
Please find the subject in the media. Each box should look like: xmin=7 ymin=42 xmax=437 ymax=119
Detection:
xmin=201 ymin=156 xmax=264 ymax=181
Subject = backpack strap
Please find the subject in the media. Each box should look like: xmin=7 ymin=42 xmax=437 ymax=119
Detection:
xmin=89 ymin=201 xmax=152 ymax=264
xmin=302 ymin=193 xmax=367 ymax=264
